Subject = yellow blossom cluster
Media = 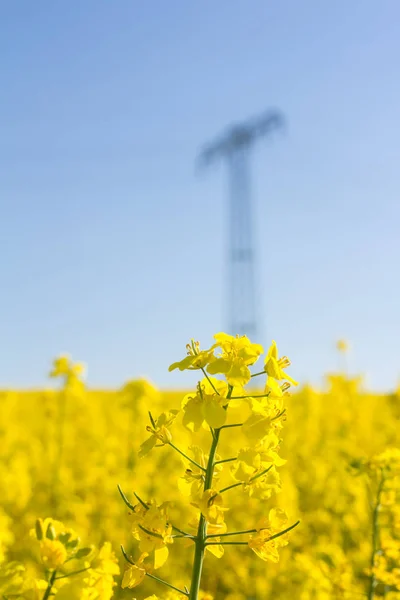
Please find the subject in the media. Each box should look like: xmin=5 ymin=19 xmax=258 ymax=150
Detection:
xmin=119 ymin=334 xmax=298 ymax=598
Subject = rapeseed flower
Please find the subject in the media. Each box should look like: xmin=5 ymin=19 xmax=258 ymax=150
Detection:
xmin=207 ymin=333 xmax=263 ymax=386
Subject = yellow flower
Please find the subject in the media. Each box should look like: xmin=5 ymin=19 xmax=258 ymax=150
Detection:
xmin=241 ymin=396 xmax=285 ymax=442
xmin=264 ymin=341 xmax=298 ymax=386
xmin=90 ymin=542 xmax=120 ymax=576
xmin=20 ymin=579 xmax=48 ymax=600
xmin=248 ymin=508 xmax=289 ymax=562
xmin=130 ymin=502 xmax=173 ymax=570
xmin=121 ymin=553 xmax=147 ymax=589
xmin=204 ymin=521 xmax=227 ymax=559
xmin=178 ymin=446 xmax=207 ymax=499
xmin=194 ymin=490 xmax=228 ymax=525
xmin=169 ymin=340 xmax=215 ymax=372
xmin=207 ymin=333 xmax=263 ymax=386
xmin=49 ymin=355 xmax=85 ymax=381
xmin=244 ymin=466 xmax=282 ymax=500
xmin=49 ymin=355 xmax=85 ymax=395
xmin=139 ymin=410 xmax=179 ymax=457
xmin=0 ymin=561 xmax=25 ymax=596
xmin=182 ymin=377 xmax=228 ymax=431
xmin=39 ymin=538 xmax=67 ymax=569
xmin=231 ymin=438 xmax=285 ymax=484
xmin=336 ymin=339 xmax=349 ymax=352
xmin=179 ymin=448 xmax=224 ymax=504
xmin=368 ymin=448 xmax=400 ymax=473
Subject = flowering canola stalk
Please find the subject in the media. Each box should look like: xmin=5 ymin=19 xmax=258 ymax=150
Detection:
xmin=119 ymin=333 xmax=300 ymax=600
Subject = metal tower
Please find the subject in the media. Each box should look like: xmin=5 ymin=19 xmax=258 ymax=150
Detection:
xmin=198 ymin=109 xmax=284 ymax=339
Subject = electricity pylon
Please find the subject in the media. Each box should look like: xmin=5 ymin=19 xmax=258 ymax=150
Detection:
xmin=198 ymin=110 xmax=284 ymax=339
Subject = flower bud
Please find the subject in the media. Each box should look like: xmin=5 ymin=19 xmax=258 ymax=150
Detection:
xmin=75 ymin=546 xmax=92 ymax=558
xmin=59 ymin=532 xmax=72 ymax=545
xmin=66 ymin=537 xmax=80 ymax=549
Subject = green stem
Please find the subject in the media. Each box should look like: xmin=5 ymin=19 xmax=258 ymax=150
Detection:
xmin=173 ymin=533 xmax=196 ymax=540
xmin=251 ymin=370 xmax=266 ymax=378
xmin=209 ymin=465 xmax=273 ymax=504
xmin=139 ymin=524 xmax=164 ymax=539
xmin=189 ymin=386 xmax=234 ymax=600
xmin=121 ymin=546 xmax=189 ymax=596
xmin=268 ymin=521 xmax=300 ymax=541
xmin=134 ymin=491 xmax=149 ymax=509
xmin=368 ymin=472 xmax=385 ymax=600
xmin=214 ymin=457 xmax=237 ymax=465
xmin=118 ymin=485 xmax=136 ymax=511
xmin=219 ymin=423 xmax=243 ymax=430
xmin=272 ymin=408 xmax=286 ymax=421
xmin=189 ymin=513 xmax=206 ymax=600
xmin=146 ymin=572 xmax=189 ymax=597
xmin=42 ymin=570 xmax=57 ymax=600
xmin=172 ymin=525 xmax=193 ymax=537
xmin=200 ymin=368 xmax=220 ymax=395
xmin=169 ymin=442 xmax=206 ymax=472
xmin=206 ymin=520 xmax=300 ymax=540
xmin=207 ymin=528 xmax=256 ymax=538
xmin=118 ymin=484 xmax=149 ymax=512
xmin=217 ymin=482 xmax=242 ymax=495
xmin=250 ymin=465 xmax=273 ymax=482
xmin=55 ymin=567 xmax=90 ymax=579
xmin=189 ymin=430 xmax=220 ymax=600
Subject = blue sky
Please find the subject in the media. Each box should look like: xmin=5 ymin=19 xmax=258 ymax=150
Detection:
xmin=1 ymin=1 xmax=399 ymax=390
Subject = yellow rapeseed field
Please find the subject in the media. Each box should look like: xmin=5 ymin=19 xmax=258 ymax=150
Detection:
xmin=0 ymin=334 xmax=399 ymax=599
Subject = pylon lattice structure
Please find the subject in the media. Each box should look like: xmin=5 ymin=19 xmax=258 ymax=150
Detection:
xmin=198 ymin=110 xmax=284 ymax=339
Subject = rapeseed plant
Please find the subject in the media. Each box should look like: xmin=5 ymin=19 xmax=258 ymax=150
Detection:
xmin=119 ymin=333 xmax=299 ymax=599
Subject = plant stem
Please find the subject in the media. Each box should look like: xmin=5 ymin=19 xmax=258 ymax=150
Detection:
xmin=249 ymin=465 xmax=273 ymax=482
xmin=214 ymin=457 xmax=237 ymax=465
xmin=139 ymin=524 xmax=164 ymax=539
xmin=55 ymin=567 xmax=90 ymax=579
xmin=189 ymin=383 xmax=232 ymax=600
xmin=208 ymin=465 xmax=273 ymax=505
xmin=172 ymin=525 xmax=193 ymax=537
xmin=207 ymin=529 xmax=256 ymax=538
xmin=368 ymin=472 xmax=385 ymax=600
xmin=189 ymin=429 xmax=220 ymax=600
xmin=217 ymin=482 xmax=242 ymax=495
xmin=146 ymin=572 xmax=189 ymax=597
xmin=272 ymin=408 xmax=286 ymax=421
xmin=43 ymin=570 xmax=57 ymax=600
xmin=169 ymin=442 xmax=206 ymax=472
xmin=206 ymin=520 xmax=300 ymax=540
xmin=200 ymin=368 xmax=220 ymax=395
xmin=251 ymin=370 xmax=266 ymax=378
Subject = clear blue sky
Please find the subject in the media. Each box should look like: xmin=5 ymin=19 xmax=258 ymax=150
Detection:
xmin=1 ymin=1 xmax=399 ymax=390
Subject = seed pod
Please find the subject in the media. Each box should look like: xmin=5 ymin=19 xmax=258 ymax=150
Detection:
xmin=35 ymin=519 xmax=43 ymax=540
xmin=46 ymin=523 xmax=56 ymax=540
